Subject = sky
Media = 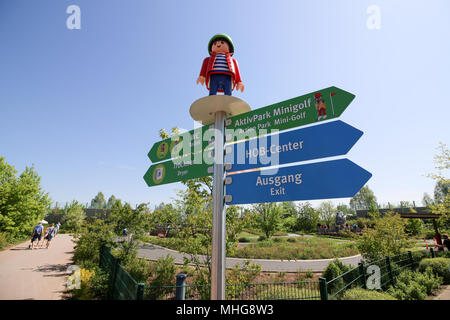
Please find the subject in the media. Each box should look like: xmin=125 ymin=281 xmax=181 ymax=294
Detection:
xmin=0 ymin=0 xmax=449 ymax=209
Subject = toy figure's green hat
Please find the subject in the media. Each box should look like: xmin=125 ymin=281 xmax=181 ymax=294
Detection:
xmin=208 ymin=33 xmax=234 ymax=55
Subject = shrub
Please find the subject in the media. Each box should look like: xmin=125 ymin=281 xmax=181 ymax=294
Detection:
xmin=71 ymin=266 xmax=109 ymax=300
xmin=116 ymin=240 xmax=139 ymax=266
xmin=0 ymin=232 xmax=10 ymax=249
xmin=415 ymin=267 xmax=443 ymax=295
xmin=125 ymin=258 xmax=150 ymax=284
xmin=340 ymin=288 xmax=396 ymax=300
xmin=418 ymin=258 xmax=450 ymax=284
xmin=72 ymin=220 xmax=115 ymax=265
xmin=145 ymin=255 xmax=176 ymax=300
xmin=88 ymin=267 xmax=109 ymax=299
xmin=238 ymin=237 xmax=250 ymax=243
xmin=387 ymin=268 xmax=442 ymax=300
xmin=226 ymin=260 xmax=262 ymax=299
xmin=71 ymin=268 xmax=95 ymax=300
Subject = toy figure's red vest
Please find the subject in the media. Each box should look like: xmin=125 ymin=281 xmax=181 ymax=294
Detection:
xmin=199 ymin=52 xmax=242 ymax=92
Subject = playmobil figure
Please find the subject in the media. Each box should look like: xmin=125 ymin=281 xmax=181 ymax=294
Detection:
xmin=314 ymin=92 xmax=327 ymax=120
xmin=335 ymin=211 xmax=346 ymax=227
xmin=197 ymin=33 xmax=244 ymax=96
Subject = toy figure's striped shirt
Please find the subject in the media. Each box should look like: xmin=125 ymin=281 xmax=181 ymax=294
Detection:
xmin=212 ymin=54 xmax=231 ymax=74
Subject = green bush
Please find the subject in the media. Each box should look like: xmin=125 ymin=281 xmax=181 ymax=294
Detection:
xmin=340 ymin=288 xmax=396 ymax=300
xmin=0 ymin=232 xmax=10 ymax=249
xmin=323 ymin=259 xmax=351 ymax=282
xmin=125 ymin=258 xmax=150 ymax=283
xmin=226 ymin=260 xmax=262 ymax=299
xmin=238 ymin=237 xmax=250 ymax=243
xmin=71 ymin=266 xmax=109 ymax=300
xmin=387 ymin=268 xmax=442 ymax=300
xmin=418 ymin=258 xmax=450 ymax=284
xmin=72 ymin=220 xmax=115 ymax=265
xmin=145 ymin=255 xmax=176 ymax=300
xmin=88 ymin=266 xmax=109 ymax=300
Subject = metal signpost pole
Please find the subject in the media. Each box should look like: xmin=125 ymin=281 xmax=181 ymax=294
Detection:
xmin=211 ymin=110 xmax=226 ymax=300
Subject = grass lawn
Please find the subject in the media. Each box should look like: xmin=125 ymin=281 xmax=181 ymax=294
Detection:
xmin=230 ymin=237 xmax=359 ymax=260
xmin=146 ymin=234 xmax=359 ymax=260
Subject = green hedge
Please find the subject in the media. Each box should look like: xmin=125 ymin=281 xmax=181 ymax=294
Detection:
xmin=418 ymin=258 xmax=450 ymax=284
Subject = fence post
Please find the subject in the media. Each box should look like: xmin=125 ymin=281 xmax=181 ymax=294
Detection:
xmin=430 ymin=248 xmax=435 ymax=258
xmin=319 ymin=278 xmax=328 ymax=300
xmin=385 ymin=256 xmax=395 ymax=287
xmin=136 ymin=283 xmax=145 ymax=300
xmin=358 ymin=262 xmax=367 ymax=289
xmin=175 ymin=273 xmax=187 ymax=300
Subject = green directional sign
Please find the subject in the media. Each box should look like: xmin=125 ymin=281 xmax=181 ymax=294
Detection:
xmin=148 ymin=126 xmax=215 ymax=163
xmin=143 ymin=153 xmax=214 ymax=187
xmin=225 ymin=86 xmax=355 ymax=140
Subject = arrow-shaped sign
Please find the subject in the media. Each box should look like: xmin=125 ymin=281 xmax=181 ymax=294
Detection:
xmin=225 ymin=86 xmax=355 ymax=142
xmin=225 ymin=159 xmax=372 ymax=205
xmin=225 ymin=121 xmax=363 ymax=172
xmin=143 ymin=152 xmax=214 ymax=187
xmin=147 ymin=125 xmax=215 ymax=164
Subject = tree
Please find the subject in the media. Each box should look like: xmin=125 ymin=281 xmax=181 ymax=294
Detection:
xmin=317 ymin=201 xmax=336 ymax=225
xmin=62 ymin=200 xmax=86 ymax=232
xmin=422 ymin=192 xmax=434 ymax=206
xmin=356 ymin=212 xmax=409 ymax=261
xmin=434 ymin=180 xmax=449 ymax=204
xmin=0 ymin=158 xmax=51 ymax=238
xmin=106 ymin=195 xmax=121 ymax=209
xmin=252 ymin=202 xmax=283 ymax=239
xmin=108 ymin=201 xmax=149 ymax=235
xmin=426 ymin=142 xmax=450 ymax=229
xmin=90 ymin=192 xmax=106 ymax=209
xmin=405 ymin=218 xmax=424 ymax=236
xmin=349 ymin=185 xmax=379 ymax=213
xmin=148 ymin=203 xmax=182 ymax=232
xmin=295 ymin=202 xmax=320 ymax=233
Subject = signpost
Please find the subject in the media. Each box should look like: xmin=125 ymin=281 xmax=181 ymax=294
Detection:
xmin=225 ymin=159 xmax=372 ymax=205
xmin=225 ymin=120 xmax=363 ymax=172
xmin=143 ymin=84 xmax=369 ymax=301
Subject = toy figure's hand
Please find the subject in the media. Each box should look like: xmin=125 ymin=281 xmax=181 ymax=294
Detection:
xmin=197 ymin=76 xmax=205 ymax=86
xmin=236 ymin=82 xmax=245 ymax=92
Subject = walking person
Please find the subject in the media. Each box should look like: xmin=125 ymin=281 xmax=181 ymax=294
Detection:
xmin=43 ymin=224 xmax=56 ymax=249
xmin=54 ymin=221 xmax=61 ymax=237
xmin=29 ymin=222 xmax=44 ymax=249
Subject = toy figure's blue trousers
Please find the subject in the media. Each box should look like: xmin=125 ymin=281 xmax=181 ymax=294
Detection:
xmin=209 ymin=74 xmax=232 ymax=96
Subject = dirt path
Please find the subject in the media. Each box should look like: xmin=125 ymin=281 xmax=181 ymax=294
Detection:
xmin=0 ymin=234 xmax=75 ymax=300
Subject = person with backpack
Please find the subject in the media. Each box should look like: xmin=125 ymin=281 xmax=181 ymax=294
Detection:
xmin=54 ymin=221 xmax=61 ymax=237
xmin=29 ymin=222 xmax=44 ymax=249
xmin=43 ymin=224 xmax=56 ymax=249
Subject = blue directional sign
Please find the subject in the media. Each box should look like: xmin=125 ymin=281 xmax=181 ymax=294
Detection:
xmin=225 ymin=121 xmax=363 ymax=172
xmin=225 ymin=159 xmax=372 ymax=205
